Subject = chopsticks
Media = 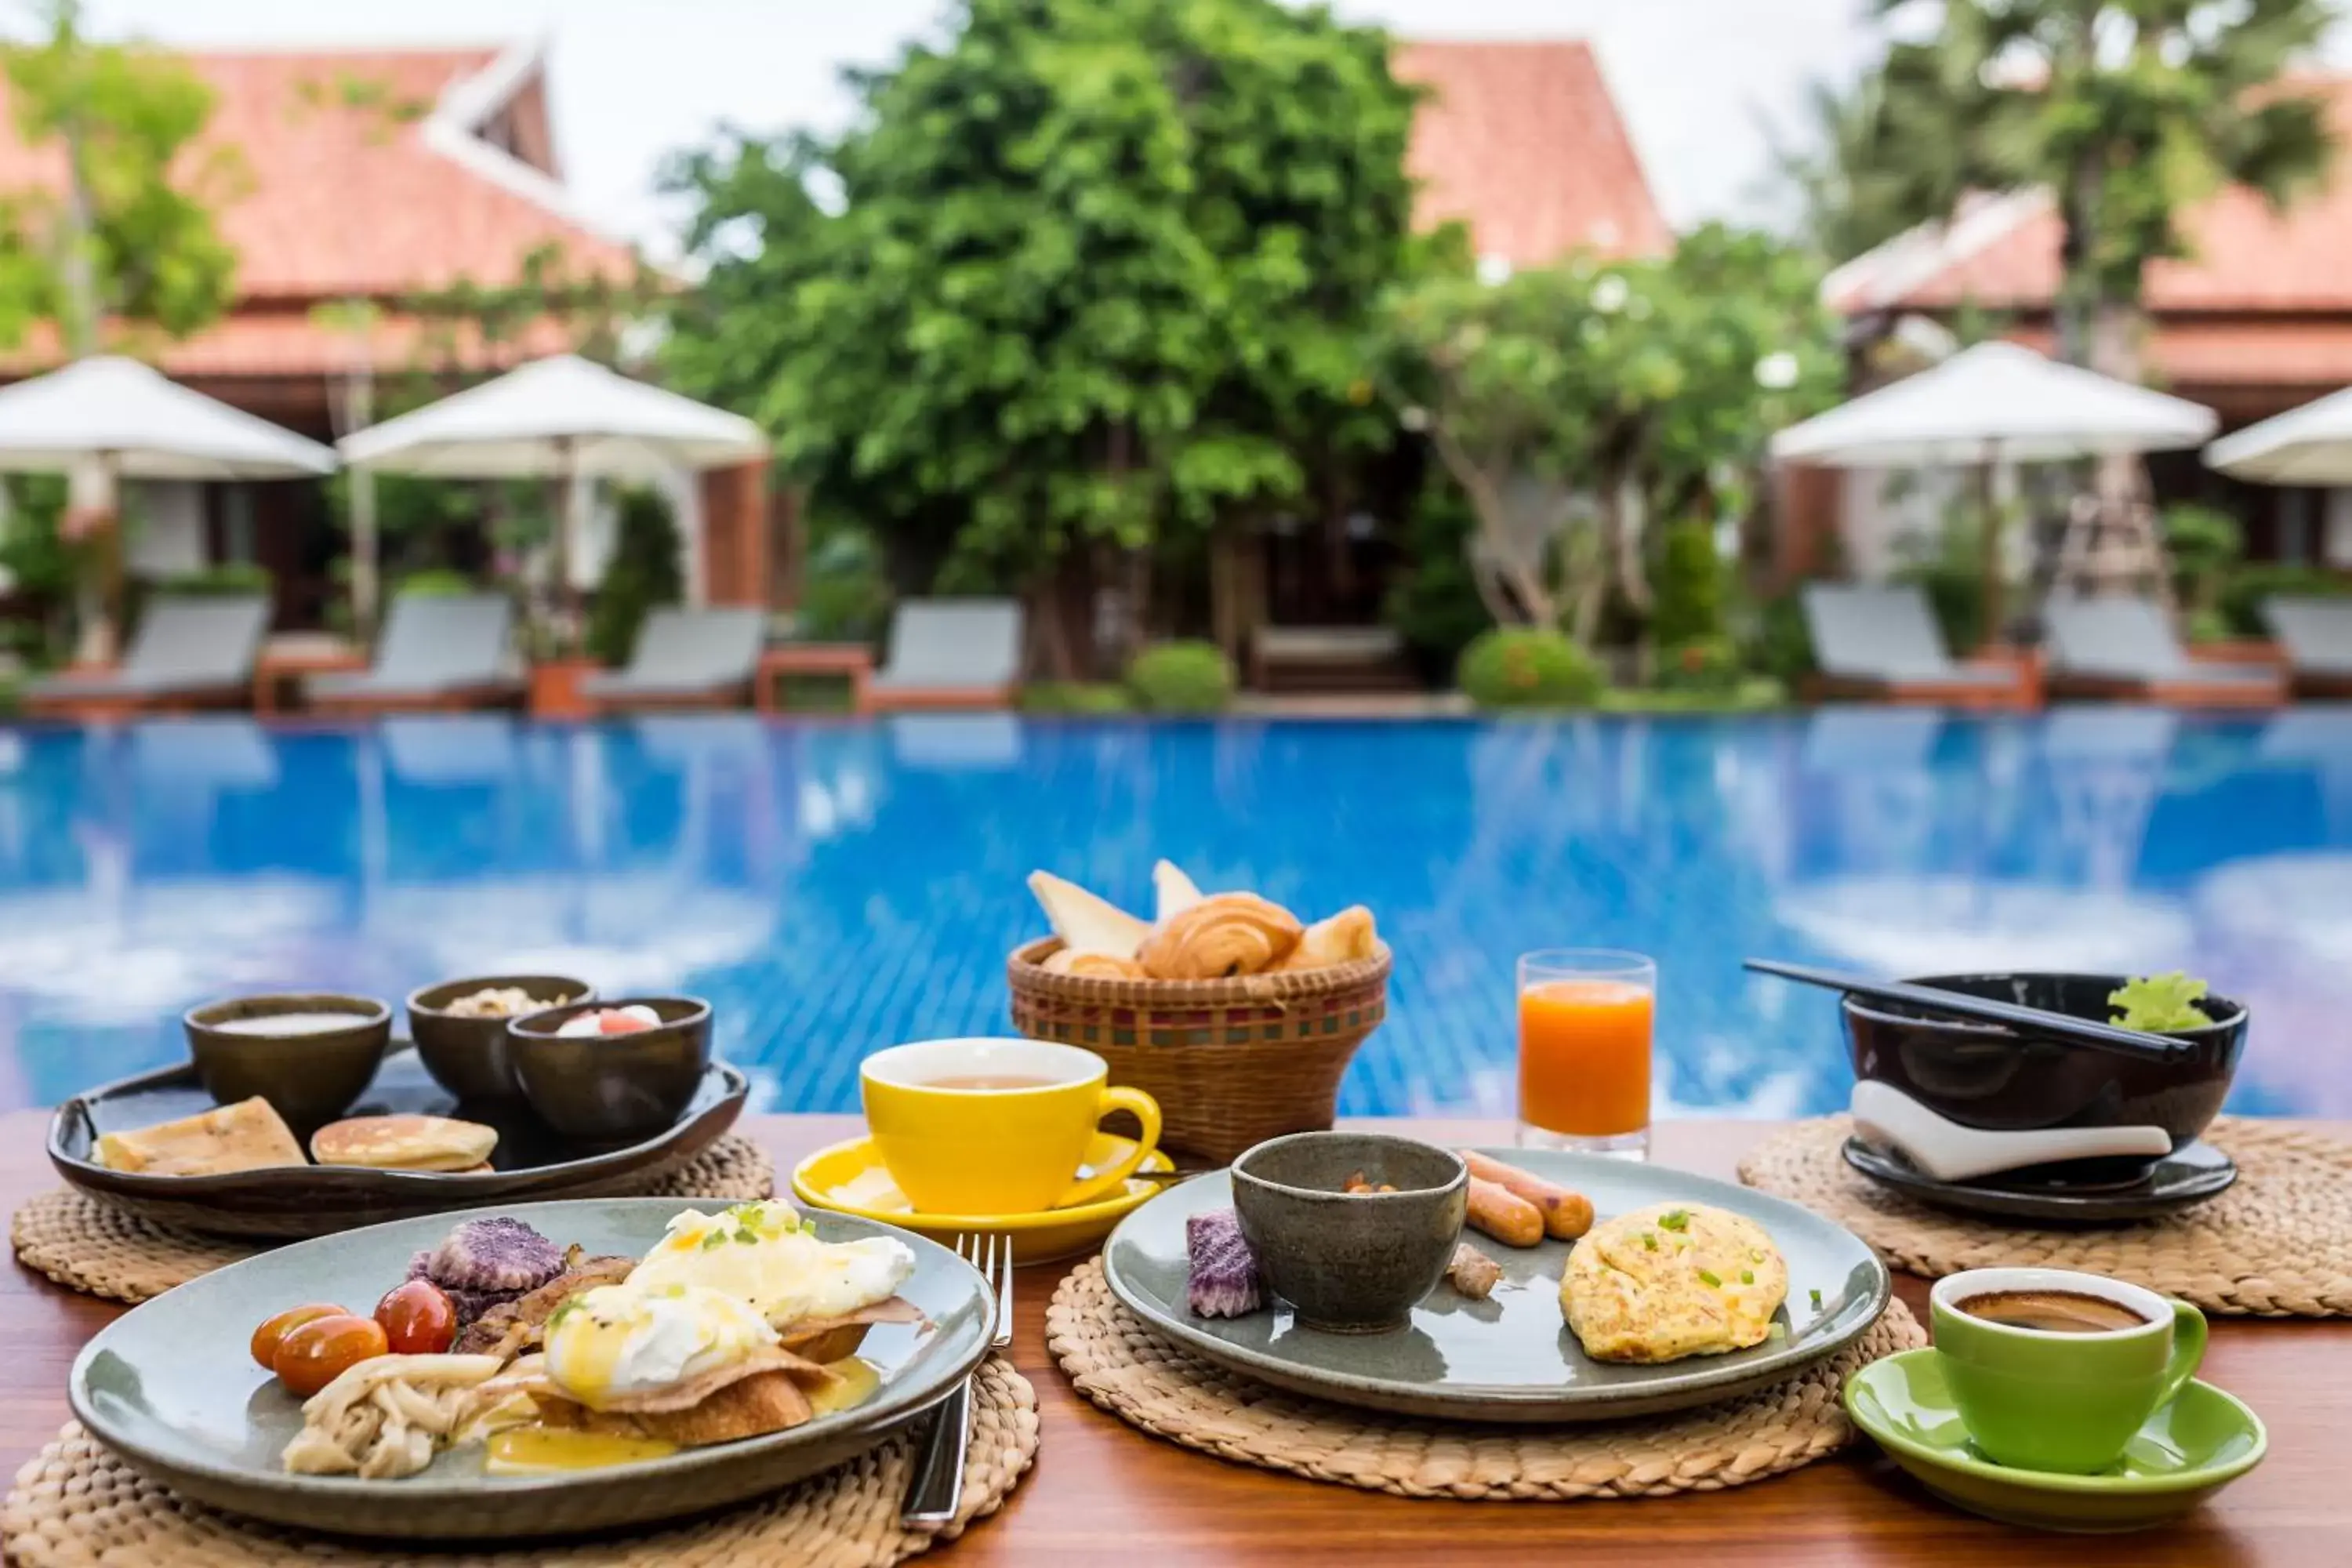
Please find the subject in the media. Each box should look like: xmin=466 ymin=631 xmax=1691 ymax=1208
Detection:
xmin=1743 ymin=959 xmax=2198 ymax=1063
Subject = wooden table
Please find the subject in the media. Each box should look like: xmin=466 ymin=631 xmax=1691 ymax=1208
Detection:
xmin=5 ymin=1113 xmax=2343 ymax=1566
xmin=755 ymin=644 xmax=873 ymax=715
xmin=252 ymin=641 xmax=368 ymax=717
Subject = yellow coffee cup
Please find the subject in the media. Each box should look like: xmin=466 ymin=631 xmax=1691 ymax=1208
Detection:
xmin=860 ymin=1038 xmax=1163 ymax=1215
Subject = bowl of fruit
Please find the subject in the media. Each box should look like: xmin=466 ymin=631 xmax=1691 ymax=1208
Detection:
xmin=505 ymin=997 xmax=713 ymax=1142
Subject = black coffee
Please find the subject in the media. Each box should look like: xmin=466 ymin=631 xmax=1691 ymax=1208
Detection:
xmin=1957 ymin=1289 xmax=2149 ymax=1334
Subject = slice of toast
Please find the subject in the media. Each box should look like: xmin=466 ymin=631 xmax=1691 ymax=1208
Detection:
xmin=1152 ymin=859 xmax=1205 ymax=922
xmin=533 ymin=1367 xmax=818 ymax=1446
xmin=1027 ymin=871 xmax=1149 ymax=956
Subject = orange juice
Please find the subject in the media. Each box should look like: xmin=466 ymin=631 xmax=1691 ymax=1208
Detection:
xmin=1518 ymin=978 xmax=1653 ymax=1136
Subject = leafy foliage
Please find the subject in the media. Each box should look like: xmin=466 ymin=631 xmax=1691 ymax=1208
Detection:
xmin=1380 ymin=466 xmax=1491 ymax=673
xmin=661 ymin=0 xmax=1422 ymax=608
xmin=1021 ymin=681 xmax=1134 ymax=714
xmin=586 ymin=487 xmax=684 ymax=666
xmin=2161 ymin=501 xmax=2242 ymax=639
xmin=1456 ymin=628 xmax=1602 ymax=709
xmin=2219 ymin=561 xmax=2352 ymax=637
xmin=1127 ymin=640 xmax=1235 ymax=713
xmin=154 ymin=562 xmax=270 ymax=596
xmin=1650 ymin=521 xmax=1727 ymax=648
xmin=1653 ymin=637 xmax=1743 ymax=695
xmin=2108 ymin=972 xmax=2212 ymax=1033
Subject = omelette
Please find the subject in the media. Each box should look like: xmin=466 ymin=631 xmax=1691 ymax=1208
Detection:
xmin=1560 ymin=1203 xmax=1788 ymax=1364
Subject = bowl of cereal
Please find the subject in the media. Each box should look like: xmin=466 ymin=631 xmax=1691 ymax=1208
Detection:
xmin=405 ymin=975 xmax=593 ymax=1105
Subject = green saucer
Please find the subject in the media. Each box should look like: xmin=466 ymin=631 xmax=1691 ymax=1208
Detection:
xmin=1843 ymin=1349 xmax=2266 ymax=1533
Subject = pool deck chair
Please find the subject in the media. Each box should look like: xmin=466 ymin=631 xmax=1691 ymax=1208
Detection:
xmin=579 ymin=608 xmax=765 ymax=712
xmin=1799 ymin=584 xmax=2037 ymax=709
xmin=868 ymin=598 xmax=1023 ymax=711
xmin=2262 ymin=596 xmax=2352 ymax=698
xmin=22 ymin=593 xmax=270 ymax=719
xmin=2042 ymin=597 xmax=2285 ymax=708
xmin=305 ymin=592 xmax=523 ymax=713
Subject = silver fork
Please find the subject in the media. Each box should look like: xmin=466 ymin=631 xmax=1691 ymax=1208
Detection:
xmin=899 ymin=1232 xmax=1014 ymax=1526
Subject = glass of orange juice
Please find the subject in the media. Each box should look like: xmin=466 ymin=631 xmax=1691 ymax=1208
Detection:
xmin=1517 ymin=949 xmax=1655 ymax=1159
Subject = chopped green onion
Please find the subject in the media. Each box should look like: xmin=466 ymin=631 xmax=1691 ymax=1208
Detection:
xmin=1642 ymin=1232 xmax=1658 ymax=1251
xmin=1809 ymin=1288 xmax=1824 ymax=1311
xmin=1740 ymin=1269 xmax=1755 ymax=1285
xmin=1657 ymin=1210 xmax=1690 ymax=1232
xmin=1697 ymin=1269 xmax=1722 ymax=1287
xmin=699 ymin=1229 xmax=728 ymax=1250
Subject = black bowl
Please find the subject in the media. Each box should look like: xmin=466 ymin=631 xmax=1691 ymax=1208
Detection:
xmin=1842 ymin=972 xmax=2247 ymax=1149
xmin=407 ymin=974 xmax=596 ymax=1105
xmin=183 ymin=993 xmax=392 ymax=1131
xmin=506 ymin=996 xmax=713 ymax=1142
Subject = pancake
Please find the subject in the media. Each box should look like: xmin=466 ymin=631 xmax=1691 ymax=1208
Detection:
xmin=310 ymin=1114 xmax=499 ymax=1172
xmin=94 ymin=1097 xmax=307 ymax=1176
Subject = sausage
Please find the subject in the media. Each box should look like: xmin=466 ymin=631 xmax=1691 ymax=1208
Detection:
xmin=1459 ymin=1151 xmax=1595 ymax=1240
xmin=1464 ymin=1176 xmax=1544 ymax=1247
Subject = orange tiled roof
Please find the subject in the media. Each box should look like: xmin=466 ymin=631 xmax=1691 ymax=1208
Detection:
xmin=1831 ymin=75 xmax=2352 ymax=317
xmin=0 ymin=44 xmax=636 ymax=308
xmin=1393 ymin=41 xmax=1671 ymax=267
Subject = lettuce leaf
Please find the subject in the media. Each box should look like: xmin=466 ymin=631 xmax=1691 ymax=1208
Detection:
xmin=2108 ymin=973 xmax=2212 ymax=1033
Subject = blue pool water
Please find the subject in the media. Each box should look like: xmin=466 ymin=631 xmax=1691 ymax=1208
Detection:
xmin=0 ymin=710 xmax=2347 ymax=1120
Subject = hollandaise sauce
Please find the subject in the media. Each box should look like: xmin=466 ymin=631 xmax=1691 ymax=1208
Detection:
xmin=484 ymin=1429 xmax=678 ymax=1475
xmin=808 ymin=1356 xmax=881 ymax=1417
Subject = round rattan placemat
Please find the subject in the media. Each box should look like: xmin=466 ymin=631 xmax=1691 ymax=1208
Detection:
xmin=1047 ymin=1258 xmax=1926 ymax=1501
xmin=2 ymin=1355 xmax=1036 ymax=1567
xmin=12 ymin=1134 xmax=776 ymax=1305
xmin=1738 ymin=1116 xmax=2352 ymax=1317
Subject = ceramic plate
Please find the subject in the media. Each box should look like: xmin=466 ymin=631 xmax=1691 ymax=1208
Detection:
xmin=69 ymin=1198 xmax=992 ymax=1541
xmin=49 ymin=1051 xmax=748 ymax=1238
xmin=1845 ymin=1349 xmax=2266 ymax=1533
xmin=1102 ymin=1147 xmax=1889 ymax=1423
xmin=793 ymin=1130 xmax=1178 ymax=1265
xmin=1842 ymin=1138 xmax=2237 ymax=1221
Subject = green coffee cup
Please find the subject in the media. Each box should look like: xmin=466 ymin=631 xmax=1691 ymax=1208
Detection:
xmin=1929 ymin=1266 xmax=2207 ymax=1475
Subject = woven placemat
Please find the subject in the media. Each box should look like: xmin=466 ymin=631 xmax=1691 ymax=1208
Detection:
xmin=12 ymin=1134 xmax=775 ymax=1305
xmin=2 ymin=1354 xmax=1036 ymax=1566
xmin=1047 ymin=1258 xmax=1926 ymax=1501
xmin=1738 ymin=1116 xmax=2352 ymax=1317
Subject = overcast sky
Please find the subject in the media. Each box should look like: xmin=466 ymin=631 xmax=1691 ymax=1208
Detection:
xmin=63 ymin=1 xmax=2352 ymax=256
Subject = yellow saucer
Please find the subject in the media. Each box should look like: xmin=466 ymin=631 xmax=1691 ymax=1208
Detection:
xmin=791 ymin=1131 xmax=1177 ymax=1265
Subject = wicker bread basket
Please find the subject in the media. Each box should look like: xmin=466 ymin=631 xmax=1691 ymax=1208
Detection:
xmin=1005 ymin=937 xmax=1392 ymax=1165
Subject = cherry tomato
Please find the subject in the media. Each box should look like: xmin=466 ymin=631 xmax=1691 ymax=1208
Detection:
xmin=598 ymin=1011 xmax=654 ymax=1035
xmin=374 ymin=1278 xmax=457 ymax=1355
xmin=249 ymin=1304 xmax=348 ymax=1371
xmin=272 ymin=1312 xmax=388 ymax=1397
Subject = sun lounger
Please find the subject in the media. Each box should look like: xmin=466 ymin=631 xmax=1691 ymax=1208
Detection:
xmin=868 ymin=598 xmax=1023 ymax=710
xmin=1799 ymin=584 xmax=2034 ymax=707
xmin=2042 ymin=597 xmax=2284 ymax=707
xmin=22 ymin=593 xmax=270 ymax=717
xmin=578 ymin=608 xmax=765 ymax=710
xmin=304 ymin=592 xmax=522 ymax=713
xmin=2262 ymin=596 xmax=2352 ymax=697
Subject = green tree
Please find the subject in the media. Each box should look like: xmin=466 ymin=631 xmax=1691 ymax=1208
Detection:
xmin=1863 ymin=0 xmax=2333 ymax=375
xmin=1766 ymin=73 xmax=1950 ymax=263
xmin=662 ymin=0 xmax=1423 ymax=676
xmin=1375 ymin=227 xmax=1840 ymax=644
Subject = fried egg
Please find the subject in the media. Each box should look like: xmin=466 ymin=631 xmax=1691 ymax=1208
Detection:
xmin=1560 ymin=1203 xmax=1788 ymax=1364
xmin=629 ymin=1201 xmax=916 ymax=1327
xmin=541 ymin=1281 xmax=779 ymax=1410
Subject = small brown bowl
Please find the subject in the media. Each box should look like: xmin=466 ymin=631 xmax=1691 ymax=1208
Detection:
xmin=182 ymin=993 xmax=392 ymax=1131
xmin=1232 ymin=1132 xmax=1468 ymax=1334
xmin=406 ymin=975 xmax=595 ymax=1104
xmin=506 ymin=996 xmax=713 ymax=1141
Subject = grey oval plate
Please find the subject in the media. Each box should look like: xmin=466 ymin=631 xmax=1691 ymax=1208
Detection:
xmin=69 ymin=1198 xmax=993 ymax=1541
xmin=49 ymin=1051 xmax=747 ymax=1238
xmin=1102 ymin=1147 xmax=1889 ymax=1423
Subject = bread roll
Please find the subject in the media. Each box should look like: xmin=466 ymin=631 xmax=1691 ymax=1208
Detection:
xmin=1027 ymin=871 xmax=1149 ymax=956
xmin=1042 ymin=947 xmax=1148 ymax=980
xmin=1152 ymin=860 xmax=1205 ymax=922
xmin=1135 ymin=892 xmax=1304 ymax=979
xmin=1272 ymin=906 xmax=1377 ymax=971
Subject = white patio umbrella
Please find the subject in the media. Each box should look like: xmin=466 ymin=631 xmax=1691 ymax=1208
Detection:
xmin=1771 ymin=341 xmax=2217 ymax=637
xmin=0 ymin=356 xmax=337 ymax=657
xmin=2203 ymin=385 xmax=2352 ymax=485
xmin=336 ymin=355 xmax=768 ymax=641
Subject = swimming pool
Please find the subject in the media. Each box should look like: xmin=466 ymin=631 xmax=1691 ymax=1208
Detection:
xmin=0 ymin=709 xmax=2345 ymax=1120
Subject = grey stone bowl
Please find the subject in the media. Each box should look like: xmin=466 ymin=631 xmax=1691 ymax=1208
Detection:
xmin=1232 ymin=1131 xmax=1468 ymax=1333
xmin=182 ymin=993 xmax=391 ymax=1131
xmin=406 ymin=974 xmax=594 ymax=1105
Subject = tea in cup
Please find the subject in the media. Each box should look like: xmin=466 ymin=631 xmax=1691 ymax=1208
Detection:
xmin=860 ymin=1038 xmax=1163 ymax=1214
xmin=1929 ymin=1266 xmax=2207 ymax=1473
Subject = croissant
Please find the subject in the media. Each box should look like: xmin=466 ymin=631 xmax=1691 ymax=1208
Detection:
xmin=1043 ymin=947 xmax=1148 ymax=980
xmin=1273 ymin=906 xmax=1378 ymax=971
xmin=1136 ymin=893 xmax=1304 ymax=980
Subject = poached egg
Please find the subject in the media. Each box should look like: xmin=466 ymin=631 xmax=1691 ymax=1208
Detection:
xmin=630 ymin=1201 xmax=916 ymax=1327
xmin=541 ymin=1280 xmax=779 ymax=1410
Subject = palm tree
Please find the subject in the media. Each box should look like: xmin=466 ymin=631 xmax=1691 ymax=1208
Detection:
xmin=1864 ymin=0 xmax=2336 ymax=378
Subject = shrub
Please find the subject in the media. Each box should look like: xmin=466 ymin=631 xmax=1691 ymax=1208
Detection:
xmin=1745 ymin=590 xmax=1816 ymax=682
xmin=1022 ymin=681 xmax=1135 ymax=715
xmin=1381 ymin=470 xmax=1492 ymax=675
xmin=586 ymin=486 xmax=684 ymax=666
xmin=2219 ymin=563 xmax=2352 ymax=637
xmin=1650 ymin=521 xmax=1727 ymax=647
xmin=2162 ymin=502 xmax=2242 ymax=622
xmin=1655 ymin=636 xmax=1742 ymax=695
xmin=1127 ymin=641 xmax=1235 ymax=713
xmin=1456 ymin=627 xmax=1602 ymax=708
xmin=155 ymin=563 xmax=272 ymax=597
xmin=394 ymin=567 xmax=477 ymax=598
xmin=800 ymin=527 xmax=891 ymax=641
